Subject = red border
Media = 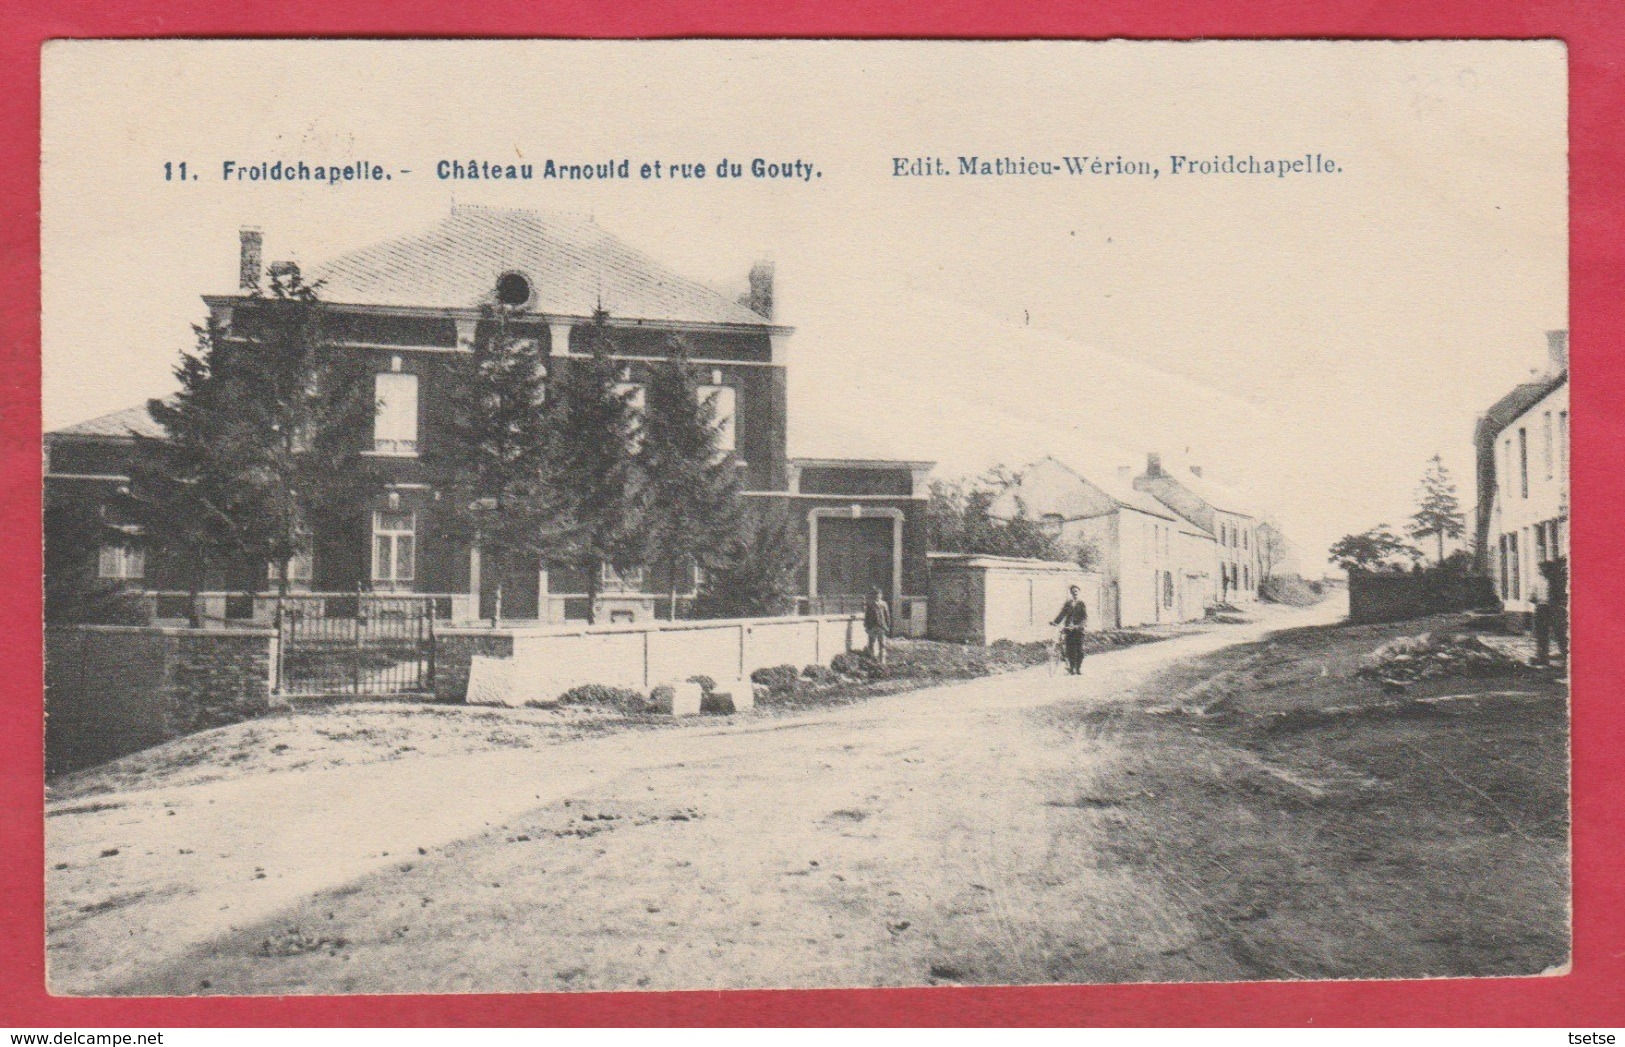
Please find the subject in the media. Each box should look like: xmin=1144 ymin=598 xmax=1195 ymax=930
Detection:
xmin=4 ymin=0 xmax=1623 ymax=1028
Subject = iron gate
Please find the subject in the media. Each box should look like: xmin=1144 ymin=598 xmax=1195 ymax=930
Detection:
xmin=275 ymin=594 xmax=436 ymax=697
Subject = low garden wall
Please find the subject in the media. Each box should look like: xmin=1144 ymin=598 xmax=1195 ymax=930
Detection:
xmin=45 ymin=625 xmax=276 ymax=775
xmin=1346 ymin=569 xmax=1499 ymax=625
xmin=437 ymin=614 xmax=863 ymax=706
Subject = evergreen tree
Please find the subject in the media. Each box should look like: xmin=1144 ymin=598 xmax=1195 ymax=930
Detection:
xmin=637 ymin=345 xmax=743 ymax=619
xmin=427 ymin=303 xmax=551 ymax=619
xmin=44 ymin=488 xmax=137 ymax=623
xmin=126 ymin=319 xmax=262 ymax=622
xmin=692 ymin=501 xmax=804 ymax=619
xmin=539 ymin=313 xmax=645 ymax=624
xmin=127 ymin=267 xmax=376 ymax=611
xmin=1408 ymin=453 xmax=1466 ymax=564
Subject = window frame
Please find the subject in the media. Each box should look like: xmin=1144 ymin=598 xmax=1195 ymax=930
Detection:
xmin=697 ymin=383 xmax=738 ymax=454
xmin=371 ymin=510 xmax=417 ymax=586
xmin=372 ymin=371 xmax=420 ymax=456
xmin=1518 ymin=427 xmax=1529 ymax=499
xmin=97 ymin=543 xmax=145 ymax=581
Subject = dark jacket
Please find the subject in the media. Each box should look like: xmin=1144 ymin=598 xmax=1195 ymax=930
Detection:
xmin=865 ymin=598 xmax=892 ymax=635
xmin=1052 ymin=598 xmax=1088 ymax=631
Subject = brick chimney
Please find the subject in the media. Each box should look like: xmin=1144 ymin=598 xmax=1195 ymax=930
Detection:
xmin=745 ymin=261 xmax=774 ymax=319
xmin=1546 ymin=329 xmax=1568 ymax=376
xmin=238 ymin=227 xmax=263 ymax=290
xmin=1145 ymin=451 xmax=1165 ymax=477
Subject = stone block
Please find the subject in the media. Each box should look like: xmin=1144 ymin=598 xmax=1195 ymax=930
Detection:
xmin=465 ymin=656 xmax=518 ymax=707
xmin=653 ymin=681 xmax=705 ymax=716
xmin=658 ymin=681 xmax=704 ymax=716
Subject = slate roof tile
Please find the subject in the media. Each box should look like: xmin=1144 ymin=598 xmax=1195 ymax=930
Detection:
xmin=308 ymin=205 xmax=772 ymax=326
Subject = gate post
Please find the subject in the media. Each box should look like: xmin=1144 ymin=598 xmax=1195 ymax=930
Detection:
xmin=353 ymin=583 xmax=365 ymax=695
xmin=425 ymin=597 xmax=436 ymax=694
xmin=272 ymin=597 xmax=284 ymax=697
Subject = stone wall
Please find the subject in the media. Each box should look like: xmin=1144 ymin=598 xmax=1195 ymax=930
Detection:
xmin=45 ymin=626 xmax=275 ymax=775
xmin=1346 ymin=569 xmax=1500 ymax=625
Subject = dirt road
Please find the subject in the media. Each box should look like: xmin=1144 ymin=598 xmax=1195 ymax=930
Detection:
xmin=48 ymin=601 xmax=1342 ymax=995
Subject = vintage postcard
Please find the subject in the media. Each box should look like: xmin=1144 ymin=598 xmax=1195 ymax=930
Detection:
xmin=40 ymin=39 xmax=1568 ymax=996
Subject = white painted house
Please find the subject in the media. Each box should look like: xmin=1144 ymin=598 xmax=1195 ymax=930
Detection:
xmin=1133 ymin=453 xmax=1262 ymax=606
xmin=991 ymin=456 xmax=1211 ymax=627
xmin=1478 ymin=331 xmax=1569 ymax=618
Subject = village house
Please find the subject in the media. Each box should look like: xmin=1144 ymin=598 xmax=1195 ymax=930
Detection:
xmin=1132 ymin=452 xmax=1261 ymax=607
xmin=1474 ymin=330 xmax=1568 ymax=621
xmin=990 ymin=456 xmax=1214 ymax=627
xmin=44 ymin=205 xmax=933 ymax=632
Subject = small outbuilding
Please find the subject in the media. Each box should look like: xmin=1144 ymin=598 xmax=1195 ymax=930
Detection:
xmin=927 ymin=553 xmax=1102 ymax=645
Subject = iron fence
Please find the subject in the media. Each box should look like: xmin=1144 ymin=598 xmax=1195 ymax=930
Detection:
xmin=274 ymin=593 xmax=436 ymax=698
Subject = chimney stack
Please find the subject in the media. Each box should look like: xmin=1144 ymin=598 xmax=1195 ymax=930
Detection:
xmin=1116 ymin=465 xmax=1132 ymax=483
xmin=745 ymin=261 xmax=775 ymax=320
xmin=1189 ymin=465 xmax=1203 ymax=478
xmin=1546 ymin=329 xmax=1568 ymax=376
xmin=1146 ymin=451 xmax=1164 ymax=477
xmin=239 ymin=227 xmax=263 ymax=290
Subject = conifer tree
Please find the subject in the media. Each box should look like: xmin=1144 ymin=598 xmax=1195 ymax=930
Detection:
xmin=427 ymin=303 xmax=551 ymax=618
xmin=692 ymin=501 xmax=804 ymax=619
xmin=638 ymin=346 xmax=743 ymax=619
xmin=1408 ymin=453 xmax=1466 ymax=564
xmin=127 ymin=267 xmax=376 ymax=611
xmin=539 ymin=313 xmax=645 ymax=624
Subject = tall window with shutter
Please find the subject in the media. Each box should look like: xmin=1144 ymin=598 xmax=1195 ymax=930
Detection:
xmin=614 ymin=381 xmax=646 ymax=453
xmin=698 ymin=384 xmax=737 ymax=453
xmin=1518 ymin=427 xmax=1528 ymax=499
xmin=1543 ymin=411 xmax=1554 ymax=480
xmin=373 ymin=372 xmax=419 ymax=455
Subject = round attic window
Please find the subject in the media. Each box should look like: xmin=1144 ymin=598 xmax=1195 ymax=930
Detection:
xmin=496 ymin=271 xmax=532 ymax=307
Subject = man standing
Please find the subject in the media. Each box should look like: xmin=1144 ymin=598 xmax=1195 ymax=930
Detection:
xmin=1532 ymin=557 xmax=1569 ymax=667
xmin=864 ymin=587 xmax=891 ymax=665
xmin=1052 ymin=584 xmax=1089 ymax=675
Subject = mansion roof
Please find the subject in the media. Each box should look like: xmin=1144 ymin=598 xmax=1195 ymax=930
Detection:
xmin=302 ymin=205 xmax=773 ymax=327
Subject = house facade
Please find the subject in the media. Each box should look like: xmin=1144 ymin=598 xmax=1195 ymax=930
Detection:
xmin=1133 ymin=452 xmax=1260 ymax=606
xmin=990 ymin=456 xmax=1211 ymax=627
xmin=1476 ymin=330 xmax=1568 ymax=619
xmin=44 ymin=206 xmax=932 ymax=631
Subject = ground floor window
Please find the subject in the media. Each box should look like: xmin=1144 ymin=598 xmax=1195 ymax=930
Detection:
xmin=372 ymin=511 xmax=416 ymax=587
xmin=601 ymin=562 xmax=646 ymax=590
xmin=97 ymin=544 xmax=144 ymax=581
xmin=268 ymin=548 xmax=314 ymax=587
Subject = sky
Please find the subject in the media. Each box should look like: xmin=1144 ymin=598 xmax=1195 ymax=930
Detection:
xmin=41 ymin=40 xmax=1567 ymax=569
